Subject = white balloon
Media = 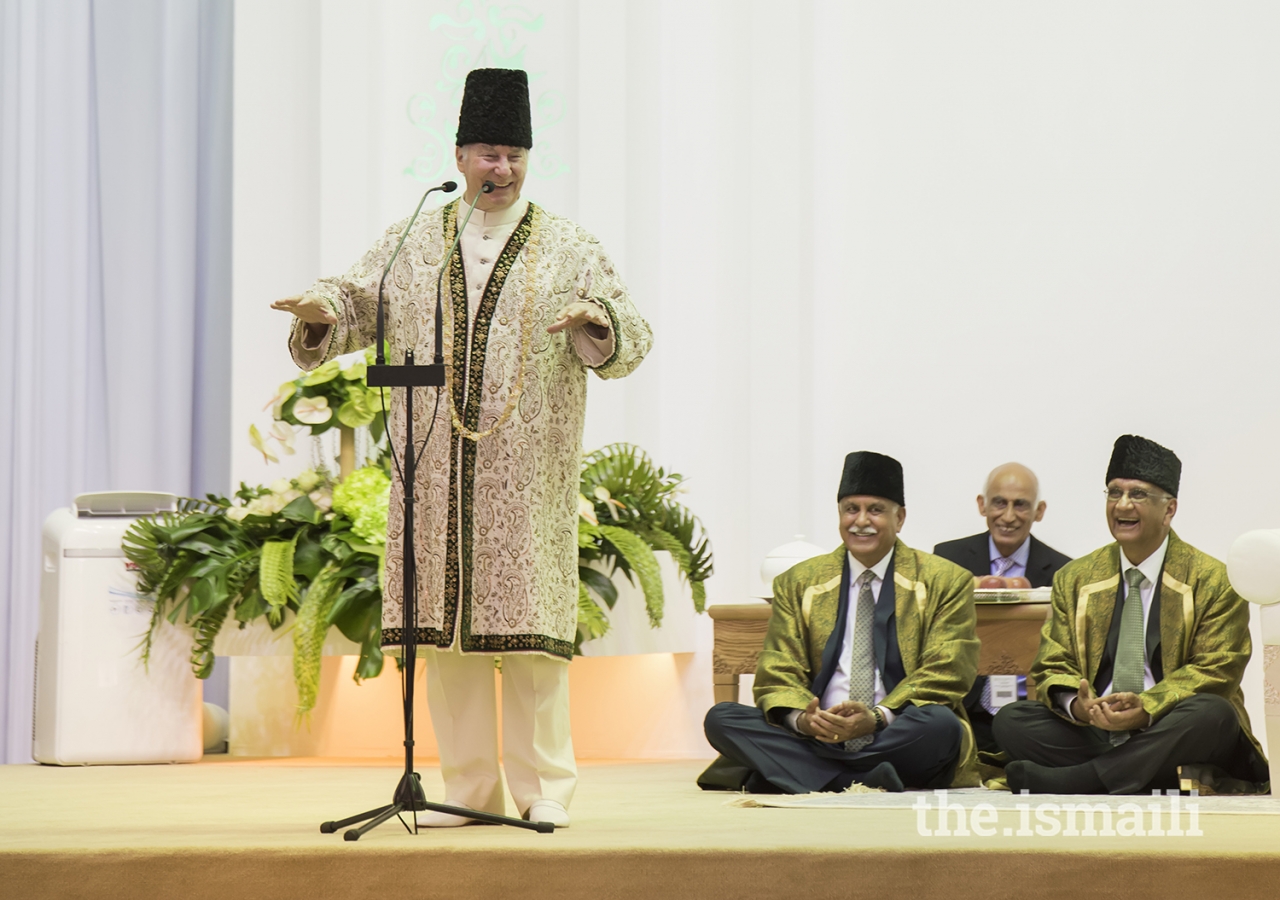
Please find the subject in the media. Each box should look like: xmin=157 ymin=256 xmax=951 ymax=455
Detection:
xmin=1226 ymin=529 xmax=1280 ymax=606
xmin=202 ymin=702 xmax=230 ymax=752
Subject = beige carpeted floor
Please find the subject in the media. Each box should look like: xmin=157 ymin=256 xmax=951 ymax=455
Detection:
xmin=2 ymin=758 xmax=1280 ymax=899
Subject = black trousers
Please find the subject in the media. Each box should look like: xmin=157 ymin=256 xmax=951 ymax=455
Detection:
xmin=701 ymin=701 xmax=963 ymax=794
xmin=993 ymin=694 xmax=1266 ymax=794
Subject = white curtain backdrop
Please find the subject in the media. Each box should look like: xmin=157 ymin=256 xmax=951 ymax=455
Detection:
xmin=232 ymin=0 xmax=1280 ymax=757
xmin=0 ymin=0 xmax=231 ymax=763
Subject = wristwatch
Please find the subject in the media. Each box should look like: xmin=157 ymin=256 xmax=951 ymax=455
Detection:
xmin=871 ymin=706 xmax=887 ymax=732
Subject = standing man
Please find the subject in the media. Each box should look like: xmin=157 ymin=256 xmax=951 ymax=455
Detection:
xmin=699 ymin=452 xmax=980 ymax=794
xmin=994 ymin=436 xmax=1268 ymax=794
xmin=934 ymin=463 xmax=1072 ymax=752
xmin=273 ymin=69 xmax=652 ymax=827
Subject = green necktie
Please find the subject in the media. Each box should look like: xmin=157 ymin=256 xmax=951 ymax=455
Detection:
xmin=1110 ymin=567 xmax=1147 ymax=745
xmin=1114 ymin=567 xmax=1147 ymax=694
xmin=844 ymin=571 xmax=877 ymax=751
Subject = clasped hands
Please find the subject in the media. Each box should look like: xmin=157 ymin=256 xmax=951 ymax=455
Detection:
xmin=796 ymin=697 xmax=877 ymax=743
xmin=1069 ymin=678 xmax=1150 ymax=731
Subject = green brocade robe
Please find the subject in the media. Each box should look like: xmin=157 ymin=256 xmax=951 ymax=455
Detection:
xmin=757 ymin=541 xmax=982 ymax=787
xmin=290 ymin=201 xmax=652 ymax=659
xmin=1032 ymin=531 xmax=1266 ymax=763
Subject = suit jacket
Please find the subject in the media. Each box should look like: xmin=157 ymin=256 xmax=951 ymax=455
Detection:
xmin=755 ymin=540 xmax=981 ymax=786
xmin=1031 ymin=531 xmax=1266 ymax=763
xmin=932 ymin=532 xmax=1072 ymax=588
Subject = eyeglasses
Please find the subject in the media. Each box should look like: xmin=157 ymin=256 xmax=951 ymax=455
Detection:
xmin=987 ymin=498 xmax=1033 ymax=513
xmin=1104 ymin=487 xmax=1168 ymax=505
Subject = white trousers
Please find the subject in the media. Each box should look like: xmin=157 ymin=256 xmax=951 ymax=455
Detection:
xmin=424 ymin=646 xmax=577 ymax=816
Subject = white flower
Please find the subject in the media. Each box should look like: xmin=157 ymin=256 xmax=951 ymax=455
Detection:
xmin=246 ymin=494 xmax=286 ymax=517
xmin=270 ymin=421 xmax=297 ymax=455
xmin=264 ymin=381 xmax=297 ymax=419
xmin=293 ymin=395 xmax=332 ymax=425
xmin=225 ymin=506 xmax=249 ymax=522
xmin=248 ymin=424 xmax=279 ymax=464
xmin=281 ymin=489 xmax=303 ymax=504
xmin=310 ymin=490 xmax=333 ymax=511
xmin=577 ymin=493 xmax=599 ymax=526
xmin=593 ymin=485 xmax=626 ymax=520
xmin=295 ymin=469 xmax=322 ymax=492
xmin=269 ymin=478 xmax=292 ymax=495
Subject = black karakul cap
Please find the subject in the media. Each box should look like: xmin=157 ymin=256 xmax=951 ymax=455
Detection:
xmin=1106 ymin=434 xmax=1181 ymax=497
xmin=455 ymin=68 xmax=533 ymax=148
xmin=838 ymin=451 xmax=905 ymax=506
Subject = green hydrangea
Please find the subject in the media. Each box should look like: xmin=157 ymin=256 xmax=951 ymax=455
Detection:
xmin=332 ymin=466 xmax=391 ymax=545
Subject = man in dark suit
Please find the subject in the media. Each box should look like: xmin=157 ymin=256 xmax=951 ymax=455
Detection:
xmin=933 ymin=462 xmax=1072 ymax=753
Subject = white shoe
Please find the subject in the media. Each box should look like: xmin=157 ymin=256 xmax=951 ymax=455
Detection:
xmin=525 ymin=799 xmax=570 ymax=829
xmin=416 ymin=805 xmax=480 ymax=828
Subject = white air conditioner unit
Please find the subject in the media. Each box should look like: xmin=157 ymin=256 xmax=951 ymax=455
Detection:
xmin=33 ymin=492 xmax=203 ymax=765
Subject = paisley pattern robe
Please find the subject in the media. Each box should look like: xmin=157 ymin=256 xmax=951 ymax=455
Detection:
xmin=1032 ymin=531 xmax=1266 ymax=762
xmin=757 ymin=540 xmax=982 ymax=787
xmin=290 ymin=200 xmax=652 ymax=658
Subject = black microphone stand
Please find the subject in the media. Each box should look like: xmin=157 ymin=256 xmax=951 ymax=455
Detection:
xmin=321 ymin=181 xmax=553 ymax=840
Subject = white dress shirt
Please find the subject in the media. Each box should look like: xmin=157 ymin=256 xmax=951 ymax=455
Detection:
xmin=1059 ymin=535 xmax=1167 ymax=718
xmin=786 ymin=549 xmax=897 ymax=733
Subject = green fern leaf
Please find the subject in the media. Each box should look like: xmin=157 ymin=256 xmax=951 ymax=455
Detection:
xmin=575 ymin=581 xmax=610 ymax=655
xmin=259 ymin=536 xmax=299 ymax=611
xmin=190 ymin=598 xmax=232 ymax=679
xmin=293 ymin=562 xmax=343 ymax=719
xmin=596 ymin=524 xmax=664 ymax=628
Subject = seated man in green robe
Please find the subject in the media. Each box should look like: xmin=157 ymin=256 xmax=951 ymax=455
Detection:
xmin=699 ymin=451 xmax=980 ymax=794
xmin=995 ymin=434 xmax=1269 ymax=795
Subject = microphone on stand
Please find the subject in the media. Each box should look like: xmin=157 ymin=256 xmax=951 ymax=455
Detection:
xmin=374 ymin=180 xmax=458 ymax=366
xmin=433 ymin=181 xmax=495 ymax=366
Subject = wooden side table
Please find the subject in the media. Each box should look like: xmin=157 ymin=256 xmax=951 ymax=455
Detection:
xmin=708 ymin=601 xmax=1052 ymax=705
xmin=708 ymin=604 xmax=772 ymax=705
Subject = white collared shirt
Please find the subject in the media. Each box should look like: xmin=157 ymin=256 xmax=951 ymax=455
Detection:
xmin=785 ymin=549 xmax=897 ymax=734
xmin=989 ymin=534 xmax=1031 ymax=579
xmin=1059 ymin=534 xmax=1167 ymax=718
xmin=820 ymin=550 xmax=894 ymax=710
xmin=1103 ymin=535 xmax=1167 ymax=694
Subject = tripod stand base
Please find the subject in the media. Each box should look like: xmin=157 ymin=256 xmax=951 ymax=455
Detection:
xmin=321 ymin=772 xmax=555 ymax=839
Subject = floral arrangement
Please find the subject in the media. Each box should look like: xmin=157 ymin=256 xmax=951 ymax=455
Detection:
xmin=123 ymin=351 xmax=714 ymax=717
xmin=575 ymin=443 xmax=713 ymax=650
xmin=250 ymin=347 xmax=390 ymax=463
xmin=122 ymin=468 xmax=388 ymax=716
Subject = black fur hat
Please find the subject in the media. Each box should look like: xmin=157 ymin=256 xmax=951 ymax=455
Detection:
xmin=455 ymin=68 xmax=533 ymax=148
xmin=1106 ymin=435 xmax=1181 ymax=497
xmin=837 ymin=451 xmax=905 ymax=506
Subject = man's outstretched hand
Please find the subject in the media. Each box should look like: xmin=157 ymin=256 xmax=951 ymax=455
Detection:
xmin=547 ymin=300 xmax=608 ymax=335
xmin=271 ymin=294 xmax=336 ymax=326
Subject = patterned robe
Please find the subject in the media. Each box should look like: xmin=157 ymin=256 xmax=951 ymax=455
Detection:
xmin=756 ymin=541 xmax=981 ymax=787
xmin=1032 ymin=531 xmax=1266 ymax=762
xmin=290 ymin=200 xmax=652 ymax=659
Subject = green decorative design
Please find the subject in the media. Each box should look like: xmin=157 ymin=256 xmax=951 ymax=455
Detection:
xmin=405 ymin=0 xmax=569 ymax=184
